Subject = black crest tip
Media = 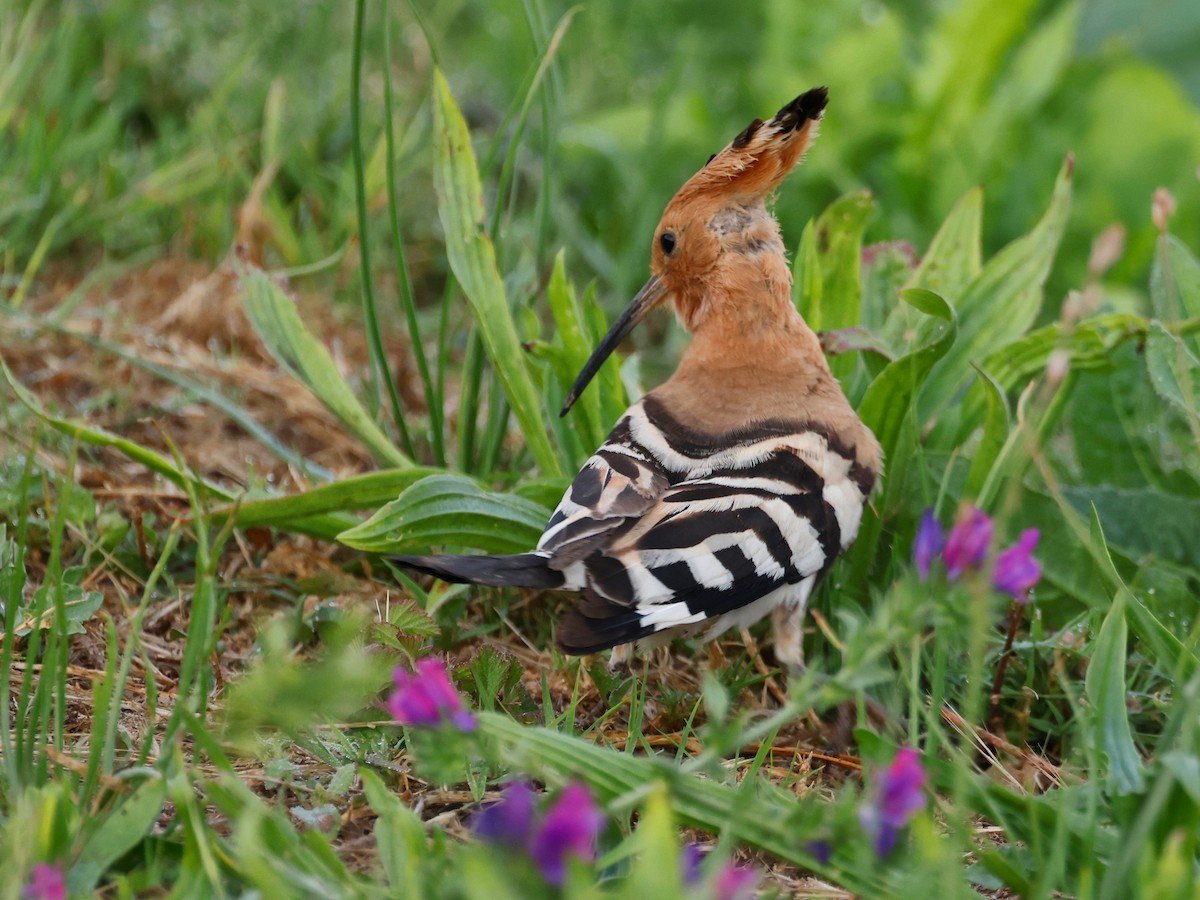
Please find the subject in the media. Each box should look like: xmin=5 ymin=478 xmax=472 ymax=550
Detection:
xmin=731 ymin=117 xmax=765 ymax=150
xmin=773 ymin=86 xmax=829 ymax=133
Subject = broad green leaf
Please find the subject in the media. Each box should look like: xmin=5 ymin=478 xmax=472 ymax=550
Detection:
xmin=1085 ymin=589 xmax=1146 ymax=796
xmin=72 ymin=774 xmax=168 ymax=891
xmin=616 ymin=785 xmax=685 ymax=900
xmin=546 ymin=251 xmax=608 ymax=454
xmin=859 ymin=289 xmax=957 ymax=460
xmin=214 ymin=467 xmax=443 ymax=529
xmin=845 ymin=288 xmax=956 ymax=581
xmin=431 ymin=69 xmax=563 ymax=479
xmin=17 ymin=573 xmax=103 ymax=637
xmin=809 ymin=191 xmax=874 ymax=333
xmin=1151 ymin=234 xmax=1200 ymax=352
xmin=1087 ymin=513 xmax=1198 ymax=685
xmin=1144 ymin=321 xmax=1200 ymax=422
xmin=904 ymin=186 xmax=982 ymax=303
xmin=1062 ymin=484 xmax=1200 ymax=574
xmin=978 ymin=312 xmax=1146 ymax=395
xmin=360 ymin=769 xmax=430 ymax=895
xmin=338 ymin=473 xmax=549 ymax=553
xmin=963 ymin=367 xmax=1010 ymax=501
xmin=792 ymin=218 xmax=822 ymax=323
xmin=919 ymin=157 xmax=1073 ymax=430
xmin=968 ymin=2 xmax=1081 ymax=167
xmin=899 ymin=0 xmax=1040 ymax=213
xmin=241 ymin=269 xmax=412 ymax=470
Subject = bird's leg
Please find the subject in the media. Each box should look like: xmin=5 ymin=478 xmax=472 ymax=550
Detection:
xmin=608 ymin=642 xmax=634 ymax=676
xmin=770 ymin=599 xmax=808 ymax=677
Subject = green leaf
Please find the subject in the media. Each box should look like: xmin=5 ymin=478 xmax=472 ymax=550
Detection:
xmin=1151 ymin=234 xmax=1200 ymax=351
xmin=71 ymin=774 xmax=168 ymax=891
xmin=546 ymin=251 xmax=611 ymax=455
xmin=978 ymin=311 xmax=1146 ymax=395
xmin=1061 ymin=484 xmax=1200 ymax=573
xmin=919 ymin=157 xmax=1073 ymax=430
xmin=1083 ymin=506 xmax=1199 ymax=682
xmin=859 ymin=288 xmax=957 ymax=460
xmin=1085 ymin=589 xmax=1146 ymax=796
xmin=338 ymin=473 xmax=549 ymax=554
xmin=211 ymin=468 xmax=444 ymax=529
xmin=809 ymin=191 xmax=874 ymax=333
xmin=905 ymin=186 xmax=983 ymax=303
xmin=616 ymin=785 xmax=685 ymax=899
xmin=221 ymin=616 xmax=393 ymax=742
xmin=848 ymin=289 xmax=956 ymax=580
xmin=21 ymin=573 xmax=103 ymax=636
xmin=469 ymin=646 xmax=524 ymax=712
xmin=963 ymin=367 xmax=1011 ymax=501
xmin=241 ymin=269 xmax=412 ymax=469
xmin=360 ymin=769 xmax=431 ymax=894
xmin=431 ymin=69 xmax=563 ymax=479
xmin=792 ymin=218 xmax=822 ymax=323
xmin=1145 ymin=321 xmax=1200 ymax=421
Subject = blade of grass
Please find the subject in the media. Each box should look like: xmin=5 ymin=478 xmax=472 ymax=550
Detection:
xmin=1 ymin=357 xmax=234 ymax=501
xmin=382 ymin=3 xmax=442 ymax=467
xmin=4 ymin=307 xmax=333 ymax=482
xmin=351 ymin=0 xmax=413 ymax=457
xmin=241 ymin=268 xmax=413 ymax=469
xmin=431 ymin=69 xmax=563 ymax=479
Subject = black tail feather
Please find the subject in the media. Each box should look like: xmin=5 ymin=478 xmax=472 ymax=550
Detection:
xmin=390 ymin=552 xmax=565 ymax=589
xmin=555 ymin=591 xmax=656 ymax=655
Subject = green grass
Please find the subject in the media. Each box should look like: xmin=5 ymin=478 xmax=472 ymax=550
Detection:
xmin=3 ymin=0 xmax=1200 ymax=896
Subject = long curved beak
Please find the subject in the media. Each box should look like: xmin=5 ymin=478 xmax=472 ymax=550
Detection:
xmin=560 ymin=275 xmax=669 ymax=416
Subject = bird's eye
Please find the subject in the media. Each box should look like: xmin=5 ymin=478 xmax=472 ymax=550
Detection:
xmin=659 ymin=232 xmax=677 ymax=255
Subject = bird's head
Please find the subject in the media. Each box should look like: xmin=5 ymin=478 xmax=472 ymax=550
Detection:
xmin=562 ymin=87 xmax=827 ymax=415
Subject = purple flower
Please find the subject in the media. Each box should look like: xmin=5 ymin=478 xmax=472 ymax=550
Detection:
xmin=474 ymin=780 xmax=537 ymax=847
xmin=680 ymin=843 xmax=704 ymax=885
xmin=528 ymin=782 xmax=604 ymax=886
xmin=913 ymin=508 xmax=945 ymax=581
xmin=714 ymin=863 xmax=760 ymax=900
xmin=804 ymin=839 xmax=831 ymax=866
xmin=387 ymin=658 xmax=476 ymax=732
xmin=943 ymin=507 xmax=993 ymax=580
xmin=858 ymin=747 xmax=927 ymax=858
xmin=993 ymin=529 xmax=1042 ymax=602
xmin=23 ymin=864 xmax=65 ymax=900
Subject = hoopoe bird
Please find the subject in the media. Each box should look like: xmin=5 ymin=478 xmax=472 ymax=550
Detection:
xmin=395 ymin=88 xmax=881 ymax=671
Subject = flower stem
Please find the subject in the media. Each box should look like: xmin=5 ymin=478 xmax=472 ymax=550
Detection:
xmin=988 ymin=601 xmax=1024 ymax=724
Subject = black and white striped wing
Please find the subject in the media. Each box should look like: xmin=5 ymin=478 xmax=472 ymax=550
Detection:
xmin=536 ymin=416 xmax=670 ymax=566
xmin=556 ymin=448 xmax=853 ymax=654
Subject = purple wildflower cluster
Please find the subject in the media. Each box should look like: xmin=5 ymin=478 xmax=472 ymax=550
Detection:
xmin=23 ymin=864 xmax=65 ymax=900
xmin=915 ymin=506 xmax=1043 ymax=602
xmin=386 ymin=657 xmax=476 ymax=732
xmin=858 ymin=747 xmax=928 ymax=858
xmin=473 ymin=780 xmax=605 ymax=886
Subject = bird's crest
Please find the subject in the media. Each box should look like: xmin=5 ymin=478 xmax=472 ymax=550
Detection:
xmin=670 ymin=86 xmax=827 ymax=209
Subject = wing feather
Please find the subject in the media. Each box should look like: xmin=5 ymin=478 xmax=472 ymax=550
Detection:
xmin=557 ymin=446 xmax=857 ymax=653
xmin=537 ymin=415 xmax=671 ymax=566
